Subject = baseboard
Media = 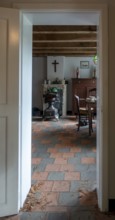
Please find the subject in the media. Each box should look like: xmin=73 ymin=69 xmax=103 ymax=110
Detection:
xmin=32 ymin=116 xmax=43 ymax=121
xmin=109 ymin=199 xmax=115 ymax=212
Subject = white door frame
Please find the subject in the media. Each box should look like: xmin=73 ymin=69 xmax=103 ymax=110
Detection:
xmin=17 ymin=3 xmax=108 ymax=211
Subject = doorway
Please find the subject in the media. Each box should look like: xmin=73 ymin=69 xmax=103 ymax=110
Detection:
xmin=20 ymin=5 xmax=108 ymax=212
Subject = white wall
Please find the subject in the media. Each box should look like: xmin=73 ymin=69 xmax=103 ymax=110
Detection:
xmin=64 ymin=57 xmax=94 ymax=79
xmin=32 ymin=57 xmax=47 ymax=111
xmin=32 ymin=56 xmax=95 ymax=111
xmin=47 ymin=56 xmax=65 ymax=80
xmin=20 ymin=16 xmax=32 ymax=207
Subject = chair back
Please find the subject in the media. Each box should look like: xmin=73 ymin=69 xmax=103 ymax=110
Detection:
xmin=88 ymin=88 xmax=97 ymax=115
xmin=89 ymin=88 xmax=96 ymax=97
xmin=74 ymin=95 xmax=80 ymax=114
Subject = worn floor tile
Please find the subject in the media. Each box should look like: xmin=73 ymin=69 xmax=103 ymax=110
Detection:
xmin=32 ymin=172 xmax=49 ymax=180
xmin=64 ymin=172 xmax=80 ymax=180
xmin=35 ymin=181 xmax=53 ymax=192
xmin=54 ymin=158 xmax=68 ymax=164
xmin=47 ymin=172 xmax=65 ymax=181
xmin=20 ymin=117 xmax=97 ymax=216
xmin=46 ymin=212 xmax=69 ymax=220
xmin=60 ymin=164 xmax=74 ymax=172
xmin=20 ymin=212 xmax=47 ymax=220
xmin=52 ymin=181 xmax=70 ymax=192
xmin=58 ymin=192 xmax=79 ymax=206
xmin=81 ymin=157 xmax=96 ymax=164
xmin=45 ymin=164 xmax=61 ymax=171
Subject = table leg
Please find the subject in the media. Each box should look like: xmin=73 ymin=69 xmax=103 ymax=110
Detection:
xmin=89 ymin=112 xmax=92 ymax=136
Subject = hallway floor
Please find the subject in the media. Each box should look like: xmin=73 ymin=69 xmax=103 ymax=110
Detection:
xmin=2 ymin=117 xmax=115 ymax=219
xmin=30 ymin=117 xmax=96 ymax=211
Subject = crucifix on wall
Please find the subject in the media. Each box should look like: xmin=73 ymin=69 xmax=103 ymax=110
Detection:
xmin=52 ymin=60 xmax=59 ymax=72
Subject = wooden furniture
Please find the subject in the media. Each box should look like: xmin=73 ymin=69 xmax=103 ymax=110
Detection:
xmin=72 ymin=78 xmax=96 ymax=114
xmin=88 ymin=87 xmax=97 ymax=116
xmin=86 ymin=97 xmax=97 ymax=135
xmin=75 ymin=95 xmax=94 ymax=135
xmin=88 ymin=87 xmax=97 ymax=97
xmin=75 ymin=95 xmax=89 ymax=131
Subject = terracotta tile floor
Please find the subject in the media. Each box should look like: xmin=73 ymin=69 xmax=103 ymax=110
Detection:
xmin=24 ymin=117 xmax=97 ymax=217
xmin=2 ymin=117 xmax=115 ymax=219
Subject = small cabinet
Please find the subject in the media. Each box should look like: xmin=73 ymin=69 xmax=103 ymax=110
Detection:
xmin=72 ymin=78 xmax=96 ymax=114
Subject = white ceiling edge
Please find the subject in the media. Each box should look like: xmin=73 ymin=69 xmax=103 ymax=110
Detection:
xmin=24 ymin=12 xmax=99 ymax=25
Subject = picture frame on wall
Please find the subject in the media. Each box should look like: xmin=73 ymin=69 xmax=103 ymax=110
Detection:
xmin=80 ymin=61 xmax=89 ymax=69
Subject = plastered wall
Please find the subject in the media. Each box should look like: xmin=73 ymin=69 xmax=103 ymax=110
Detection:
xmin=32 ymin=56 xmax=95 ymax=111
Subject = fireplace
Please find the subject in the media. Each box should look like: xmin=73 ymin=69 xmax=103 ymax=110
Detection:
xmin=43 ymin=84 xmax=67 ymax=117
xmin=43 ymin=92 xmax=60 ymax=120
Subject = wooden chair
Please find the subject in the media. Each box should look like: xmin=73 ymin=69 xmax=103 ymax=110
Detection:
xmin=89 ymin=88 xmax=97 ymax=97
xmin=74 ymin=95 xmax=93 ymax=135
xmin=88 ymin=88 xmax=97 ymax=117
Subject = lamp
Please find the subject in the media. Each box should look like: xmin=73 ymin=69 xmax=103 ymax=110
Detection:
xmin=93 ymin=55 xmax=98 ymax=65
xmin=92 ymin=55 xmax=98 ymax=78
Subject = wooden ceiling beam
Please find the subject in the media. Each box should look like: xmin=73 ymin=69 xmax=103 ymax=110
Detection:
xmin=33 ymin=31 xmax=97 ymax=34
xmin=33 ymin=25 xmax=97 ymax=32
xmin=33 ymin=40 xmax=97 ymax=43
xmin=33 ymin=42 xmax=97 ymax=47
xmin=33 ymin=46 xmax=97 ymax=50
xmin=33 ymin=33 xmax=96 ymax=41
xmin=33 ymin=50 xmax=96 ymax=54
xmin=33 ymin=48 xmax=96 ymax=52
xmin=32 ymin=25 xmax=97 ymax=57
xmin=33 ymin=53 xmax=96 ymax=57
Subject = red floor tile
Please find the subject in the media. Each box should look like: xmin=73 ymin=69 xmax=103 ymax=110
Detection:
xmin=60 ymin=164 xmax=74 ymax=172
xmin=45 ymin=164 xmax=61 ymax=171
xmin=45 ymin=206 xmax=67 ymax=212
xmin=32 ymin=172 xmax=49 ymax=180
xmin=50 ymin=153 xmax=63 ymax=158
xmin=52 ymin=181 xmax=70 ymax=192
xmin=64 ymin=172 xmax=80 ymax=180
xmin=47 ymin=148 xmax=58 ymax=153
xmin=32 ymin=158 xmax=42 ymax=164
xmin=36 ymin=181 xmax=53 ymax=191
xmin=54 ymin=158 xmax=67 ymax=164
xmin=63 ymin=152 xmax=74 ymax=158
xmin=70 ymin=147 xmax=81 ymax=153
xmin=41 ymin=139 xmax=51 ymax=144
xmin=81 ymin=157 xmax=96 ymax=164
xmin=40 ymin=192 xmax=59 ymax=206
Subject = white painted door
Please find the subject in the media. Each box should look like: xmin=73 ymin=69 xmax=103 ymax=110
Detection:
xmin=0 ymin=8 xmax=20 ymax=217
xmin=96 ymin=8 xmax=108 ymax=211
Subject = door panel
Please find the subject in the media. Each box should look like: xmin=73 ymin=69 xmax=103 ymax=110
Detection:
xmin=0 ymin=117 xmax=7 ymax=204
xmin=0 ymin=8 xmax=20 ymax=217
xmin=0 ymin=20 xmax=7 ymax=104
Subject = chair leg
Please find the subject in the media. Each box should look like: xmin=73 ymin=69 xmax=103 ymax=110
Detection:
xmin=89 ymin=114 xmax=94 ymax=135
xmin=89 ymin=114 xmax=92 ymax=136
xmin=76 ymin=115 xmax=80 ymax=131
xmin=91 ymin=114 xmax=93 ymax=132
xmin=78 ymin=115 xmax=80 ymax=131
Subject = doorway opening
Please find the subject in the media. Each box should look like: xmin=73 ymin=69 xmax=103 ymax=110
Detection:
xmin=19 ymin=5 xmax=108 ymax=215
xmin=28 ymin=23 xmax=98 ymax=212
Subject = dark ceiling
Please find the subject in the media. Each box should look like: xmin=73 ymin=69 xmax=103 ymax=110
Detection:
xmin=33 ymin=25 xmax=97 ymax=57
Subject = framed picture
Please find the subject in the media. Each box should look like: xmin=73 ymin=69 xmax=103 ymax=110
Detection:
xmin=80 ymin=61 xmax=89 ymax=69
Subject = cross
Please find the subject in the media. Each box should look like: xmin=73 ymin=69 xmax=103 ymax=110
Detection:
xmin=52 ymin=60 xmax=59 ymax=72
